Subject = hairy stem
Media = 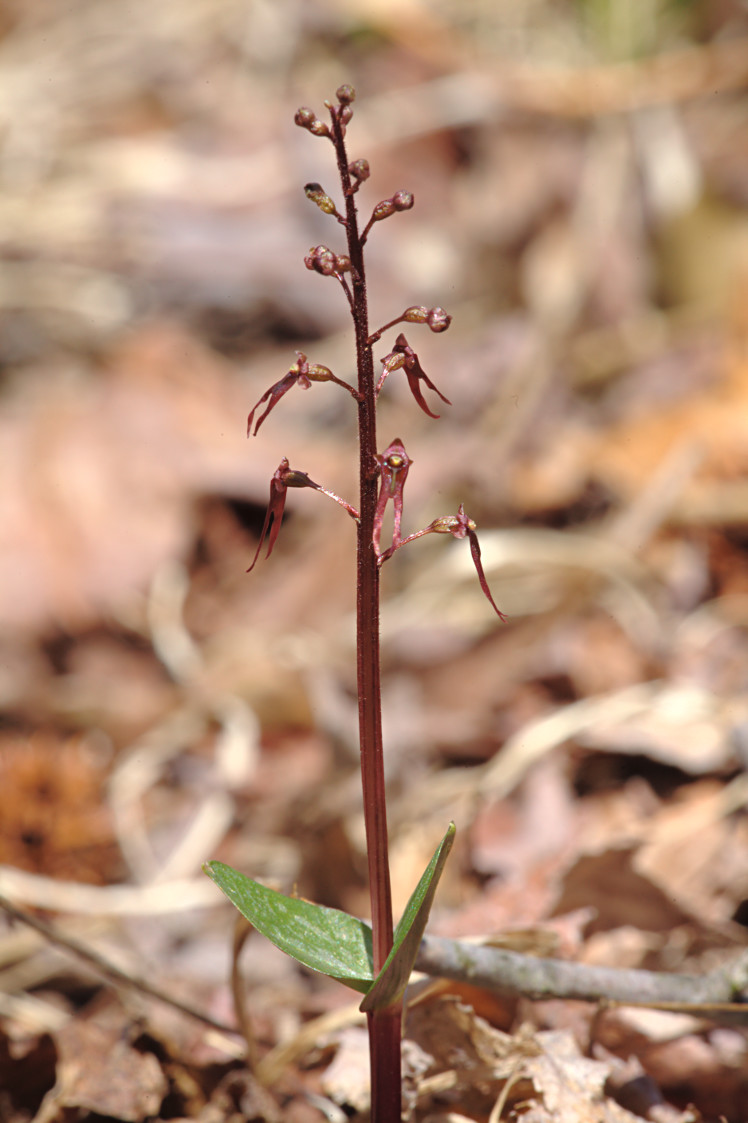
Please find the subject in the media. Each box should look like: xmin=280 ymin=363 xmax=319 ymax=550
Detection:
xmin=329 ymin=106 xmax=400 ymax=1118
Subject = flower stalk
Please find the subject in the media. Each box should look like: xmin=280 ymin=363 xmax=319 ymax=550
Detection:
xmin=245 ymin=84 xmax=505 ymax=1121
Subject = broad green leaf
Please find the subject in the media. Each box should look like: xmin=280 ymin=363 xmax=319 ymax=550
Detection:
xmin=204 ymin=861 xmax=374 ymax=993
xmin=360 ymin=822 xmax=455 ymax=1013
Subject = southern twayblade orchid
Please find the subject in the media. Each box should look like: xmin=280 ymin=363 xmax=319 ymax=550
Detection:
xmin=372 ymin=438 xmax=411 ymax=559
xmin=247 ymin=351 xmax=359 ymax=436
xmin=377 ymin=333 xmax=451 ymax=419
xmin=247 ymin=458 xmax=358 ymax=573
xmin=389 ymin=503 xmax=506 ymax=620
xmin=372 ymin=442 xmax=504 ymax=618
xmin=225 ymin=86 xmax=508 ymax=1123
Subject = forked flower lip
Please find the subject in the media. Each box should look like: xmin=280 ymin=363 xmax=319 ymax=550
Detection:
xmin=247 ymin=458 xmax=359 ymax=573
xmin=382 ymin=502 xmax=506 ymax=620
xmin=377 ymin=334 xmax=451 ymax=419
xmin=247 ymin=352 xmax=359 ymax=436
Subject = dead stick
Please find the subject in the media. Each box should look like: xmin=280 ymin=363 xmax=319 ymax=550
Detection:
xmin=0 ymin=892 xmax=239 ymax=1036
xmin=416 ymin=935 xmax=748 ymax=1021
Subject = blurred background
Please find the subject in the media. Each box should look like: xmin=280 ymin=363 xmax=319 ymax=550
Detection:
xmin=2 ymin=1 xmax=748 ymax=1119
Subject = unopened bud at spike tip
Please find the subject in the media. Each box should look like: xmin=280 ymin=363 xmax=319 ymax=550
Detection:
xmin=336 ymin=85 xmax=356 ymax=105
xmin=294 ymin=106 xmax=316 ymax=128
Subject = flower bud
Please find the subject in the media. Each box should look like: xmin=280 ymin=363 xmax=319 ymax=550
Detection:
xmin=393 ymin=190 xmax=414 ymax=211
xmin=429 ymin=516 xmax=459 ymax=534
xmin=335 ymin=253 xmax=351 ymax=273
xmin=402 ymin=306 xmax=429 ymax=324
xmin=336 ymin=85 xmax=356 ymax=105
xmin=348 ymin=158 xmax=370 ymax=182
xmin=429 ymin=513 xmax=477 ymax=535
xmin=283 ymin=469 xmax=316 ymax=489
xmin=307 ymin=363 xmax=334 ymax=382
xmin=372 ymin=199 xmax=396 ymax=222
xmin=294 ymin=106 xmax=316 ymax=128
xmin=427 ymin=306 xmax=451 ymax=332
xmin=339 ymin=105 xmax=354 ymax=126
xmin=304 ymin=244 xmax=338 ymax=275
xmin=295 ymin=106 xmax=330 ymax=138
xmin=304 ymin=182 xmax=337 ymax=215
xmin=382 ymin=352 xmax=406 ymax=374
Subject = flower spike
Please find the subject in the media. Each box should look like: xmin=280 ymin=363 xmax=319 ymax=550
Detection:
xmin=378 ymin=334 xmax=451 ymax=419
xmin=247 ymin=352 xmax=359 ymax=436
xmin=248 ymin=458 xmax=358 ymax=573
xmin=373 ymin=438 xmax=412 ymax=559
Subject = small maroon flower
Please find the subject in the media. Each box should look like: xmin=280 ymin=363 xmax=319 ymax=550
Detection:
xmin=396 ymin=504 xmax=505 ymax=619
xmin=247 ymin=352 xmax=359 ymax=436
xmin=432 ymin=506 xmax=505 ymax=617
xmin=377 ymin=334 xmax=451 ymax=419
xmin=373 ymin=438 xmax=412 ymax=559
xmin=248 ymin=458 xmax=358 ymax=572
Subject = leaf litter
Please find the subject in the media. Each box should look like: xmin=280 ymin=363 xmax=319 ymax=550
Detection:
xmin=2 ymin=1 xmax=748 ymax=1121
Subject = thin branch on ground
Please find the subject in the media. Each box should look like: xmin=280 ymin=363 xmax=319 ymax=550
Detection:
xmin=0 ymin=892 xmax=240 ymax=1038
xmin=416 ymin=935 xmax=748 ymax=1023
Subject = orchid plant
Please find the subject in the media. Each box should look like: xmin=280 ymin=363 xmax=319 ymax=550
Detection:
xmin=205 ymin=85 xmax=504 ymax=1122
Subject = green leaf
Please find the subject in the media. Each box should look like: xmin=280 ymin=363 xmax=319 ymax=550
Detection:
xmin=204 ymin=861 xmax=374 ymax=993
xmin=360 ymin=822 xmax=455 ymax=1013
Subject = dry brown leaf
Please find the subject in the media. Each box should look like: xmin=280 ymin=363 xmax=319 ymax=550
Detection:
xmin=35 ymin=1015 xmax=167 ymax=1123
xmin=405 ymin=998 xmax=663 ymax=1122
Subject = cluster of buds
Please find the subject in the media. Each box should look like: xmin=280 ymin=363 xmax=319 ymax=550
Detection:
xmin=294 ymin=106 xmax=330 ymax=138
xmin=304 ymin=243 xmax=351 ymax=277
xmin=334 ymin=83 xmax=355 ymax=128
xmin=295 ymin=86 xmax=356 ymax=140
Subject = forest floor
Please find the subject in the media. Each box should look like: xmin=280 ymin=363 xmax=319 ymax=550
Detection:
xmin=2 ymin=2 xmax=748 ymax=1120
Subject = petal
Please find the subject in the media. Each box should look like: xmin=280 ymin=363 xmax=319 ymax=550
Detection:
xmin=392 ymin=334 xmax=451 ymax=419
xmin=467 ymin=528 xmax=506 ymax=620
xmin=247 ymin=478 xmax=287 ymax=574
xmin=247 ymin=372 xmax=300 ymax=436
